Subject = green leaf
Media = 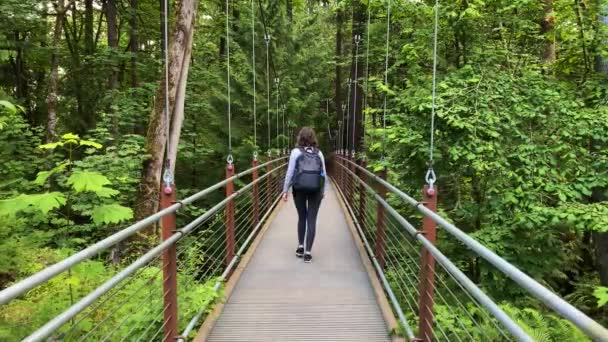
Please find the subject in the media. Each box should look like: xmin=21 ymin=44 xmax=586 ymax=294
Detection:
xmin=0 ymin=192 xmax=66 ymax=217
xmin=96 ymin=187 xmax=120 ymax=198
xmin=91 ymin=204 xmax=134 ymax=225
xmin=80 ymin=139 xmax=102 ymax=149
xmin=67 ymin=170 xmax=111 ymax=194
xmin=594 ymin=287 xmax=608 ymax=308
xmin=27 ymin=192 xmax=67 ymax=214
xmin=61 ymin=133 xmax=80 ymax=140
xmin=39 ymin=141 xmax=64 ymax=150
xmin=0 ymin=100 xmax=17 ymax=114
xmin=34 ymin=162 xmax=70 ymax=185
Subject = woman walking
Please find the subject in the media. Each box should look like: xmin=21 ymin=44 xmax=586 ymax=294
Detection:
xmin=282 ymin=127 xmax=327 ymax=263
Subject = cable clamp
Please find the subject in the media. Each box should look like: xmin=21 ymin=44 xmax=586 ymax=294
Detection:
xmin=227 ymin=154 xmax=234 ymax=165
xmin=253 ymin=150 xmax=258 ymax=161
xmin=163 ymin=167 xmax=173 ymax=195
xmin=171 ymin=200 xmax=185 ymax=208
xmin=415 ymin=201 xmax=428 ymax=208
xmin=425 ymin=167 xmax=437 ymax=190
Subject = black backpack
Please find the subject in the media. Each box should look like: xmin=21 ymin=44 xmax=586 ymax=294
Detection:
xmin=292 ymin=147 xmax=324 ymax=193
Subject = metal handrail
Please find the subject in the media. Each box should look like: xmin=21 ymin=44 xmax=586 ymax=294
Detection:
xmin=0 ymin=157 xmax=287 ymax=306
xmin=23 ymin=163 xmax=287 ymax=341
xmin=334 ymin=160 xmax=532 ymax=341
xmin=335 ymin=155 xmax=608 ymax=341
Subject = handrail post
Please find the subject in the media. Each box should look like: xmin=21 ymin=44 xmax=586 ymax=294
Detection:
xmin=161 ymin=184 xmax=178 ymax=341
xmin=418 ymin=185 xmax=438 ymax=342
xmin=374 ymin=168 xmax=387 ymax=270
xmin=266 ymin=156 xmax=273 ymax=208
xmin=342 ymin=154 xmax=346 ymax=192
xmin=225 ymin=162 xmax=236 ymax=266
xmin=348 ymin=154 xmax=354 ymax=198
xmin=357 ymin=158 xmax=367 ymax=229
xmin=252 ymin=157 xmax=259 ymax=225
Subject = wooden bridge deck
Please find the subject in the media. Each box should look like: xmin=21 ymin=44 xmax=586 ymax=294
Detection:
xmin=198 ymin=184 xmax=393 ymax=342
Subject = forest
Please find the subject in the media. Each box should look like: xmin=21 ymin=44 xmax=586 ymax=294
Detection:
xmin=0 ymin=0 xmax=607 ymax=340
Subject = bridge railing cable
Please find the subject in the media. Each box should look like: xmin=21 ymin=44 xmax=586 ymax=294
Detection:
xmin=0 ymin=157 xmax=285 ymax=306
xmin=331 ymin=154 xmax=608 ymax=342
xmin=0 ymin=157 xmax=287 ymax=341
xmin=332 ymin=158 xmax=515 ymax=341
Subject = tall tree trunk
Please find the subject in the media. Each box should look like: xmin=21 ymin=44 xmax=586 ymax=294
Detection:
xmin=541 ymin=0 xmax=556 ymax=63
xmin=574 ymin=0 xmax=591 ymax=76
xmin=107 ymin=0 xmax=119 ymax=137
xmin=593 ymin=2 xmax=608 ymax=286
xmin=130 ymin=0 xmax=139 ymax=87
xmin=85 ymin=0 xmax=95 ymax=55
xmin=596 ymin=1 xmax=608 ymax=72
xmin=287 ymin=0 xmax=293 ymax=22
xmin=107 ymin=0 xmax=119 ymax=90
xmin=12 ymin=32 xmax=29 ymax=103
xmin=46 ymin=0 xmax=68 ymax=143
xmin=136 ymin=0 xmax=200 ymax=223
xmin=334 ymin=0 xmax=343 ymax=150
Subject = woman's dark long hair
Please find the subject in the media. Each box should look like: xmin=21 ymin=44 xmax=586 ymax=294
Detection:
xmin=297 ymin=127 xmax=318 ymax=147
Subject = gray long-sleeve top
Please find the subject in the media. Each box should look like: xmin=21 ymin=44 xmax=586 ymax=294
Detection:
xmin=282 ymin=147 xmax=328 ymax=194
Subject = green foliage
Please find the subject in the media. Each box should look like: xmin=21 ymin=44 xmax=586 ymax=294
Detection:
xmin=0 ymin=192 xmax=66 ymax=217
xmin=595 ymin=287 xmax=608 ymax=308
xmin=91 ymin=204 xmax=133 ymax=225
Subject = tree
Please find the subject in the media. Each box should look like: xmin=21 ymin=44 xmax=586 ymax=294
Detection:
xmin=136 ymin=0 xmax=200 ymax=222
xmin=46 ymin=0 xmax=77 ymax=143
xmin=542 ymin=0 xmax=556 ymax=63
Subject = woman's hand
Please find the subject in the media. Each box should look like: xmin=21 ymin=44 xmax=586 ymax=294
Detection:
xmin=282 ymin=192 xmax=289 ymax=202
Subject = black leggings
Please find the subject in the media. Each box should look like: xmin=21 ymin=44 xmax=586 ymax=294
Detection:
xmin=293 ymin=191 xmax=323 ymax=251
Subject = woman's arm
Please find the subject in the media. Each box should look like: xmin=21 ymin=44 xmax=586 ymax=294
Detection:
xmin=282 ymin=149 xmax=300 ymax=193
xmin=319 ymin=151 xmax=328 ymax=194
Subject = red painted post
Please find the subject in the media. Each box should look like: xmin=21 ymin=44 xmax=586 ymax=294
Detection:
xmin=266 ymin=155 xmax=273 ymax=203
xmin=225 ymin=163 xmax=236 ymax=266
xmin=418 ymin=185 xmax=438 ymax=342
xmin=358 ymin=159 xmax=367 ymax=229
xmin=161 ymin=185 xmax=178 ymax=341
xmin=252 ymin=157 xmax=259 ymax=226
xmin=337 ymin=154 xmax=342 ymax=190
xmin=374 ymin=168 xmax=387 ymax=270
xmin=348 ymin=154 xmax=357 ymax=198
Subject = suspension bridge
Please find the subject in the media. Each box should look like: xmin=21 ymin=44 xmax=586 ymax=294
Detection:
xmin=1 ymin=0 xmax=608 ymax=340
xmin=1 ymin=154 xmax=607 ymax=341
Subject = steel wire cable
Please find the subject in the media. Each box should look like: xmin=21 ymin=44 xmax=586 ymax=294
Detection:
xmin=225 ymin=0 xmax=232 ymax=156
xmin=98 ymin=284 xmax=163 ymax=341
xmin=375 ymin=199 xmax=510 ymax=339
xmin=90 ymin=192 xmax=276 ymax=337
xmin=251 ymin=0 xmax=257 ymax=154
xmin=382 ymin=223 xmax=477 ymax=341
xmin=351 ymin=175 xmax=497 ymax=340
xmin=381 ymin=0 xmax=391 ymax=159
xmin=106 ymin=187 xmax=278 ymax=341
xmin=353 ymin=183 xmax=509 ymax=340
xmin=73 ymin=265 xmax=164 ymax=341
xmin=57 ymin=254 xmax=164 ymax=339
xmin=133 ymin=303 xmax=168 ymax=341
xmin=344 ymin=175 xmax=482 ymax=337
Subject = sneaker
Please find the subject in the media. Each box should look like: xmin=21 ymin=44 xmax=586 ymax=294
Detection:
xmin=304 ymin=254 xmax=312 ymax=263
xmin=296 ymin=246 xmax=304 ymax=258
